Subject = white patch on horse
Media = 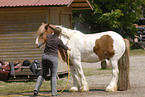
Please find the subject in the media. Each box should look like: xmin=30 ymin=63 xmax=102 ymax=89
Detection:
xmin=35 ymin=36 xmax=39 ymax=45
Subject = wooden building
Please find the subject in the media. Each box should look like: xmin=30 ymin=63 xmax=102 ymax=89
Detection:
xmin=0 ymin=0 xmax=93 ymax=72
xmin=0 ymin=0 xmax=93 ymax=33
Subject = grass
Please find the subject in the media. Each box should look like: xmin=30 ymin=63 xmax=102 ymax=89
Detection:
xmin=83 ymin=68 xmax=111 ymax=76
xmin=0 ymin=81 xmax=35 ymax=95
xmin=130 ymin=49 xmax=145 ymax=56
xmin=0 ymin=79 xmax=69 ymax=96
xmin=0 ymin=49 xmax=144 ymax=96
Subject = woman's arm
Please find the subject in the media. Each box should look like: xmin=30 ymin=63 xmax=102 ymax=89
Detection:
xmin=59 ymin=39 xmax=70 ymax=51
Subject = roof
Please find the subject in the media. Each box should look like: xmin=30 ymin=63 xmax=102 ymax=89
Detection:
xmin=0 ymin=0 xmax=93 ymax=10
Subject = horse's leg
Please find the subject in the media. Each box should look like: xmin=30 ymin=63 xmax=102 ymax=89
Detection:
xmin=105 ymin=59 xmax=119 ymax=92
xmin=72 ymin=58 xmax=89 ymax=92
xmin=69 ymin=64 xmax=81 ymax=92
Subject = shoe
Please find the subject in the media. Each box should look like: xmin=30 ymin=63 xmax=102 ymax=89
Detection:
xmin=34 ymin=90 xmax=38 ymax=96
xmin=51 ymin=94 xmax=59 ymax=96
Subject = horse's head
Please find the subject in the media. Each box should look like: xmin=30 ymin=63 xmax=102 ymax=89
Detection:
xmin=35 ymin=23 xmax=56 ymax=48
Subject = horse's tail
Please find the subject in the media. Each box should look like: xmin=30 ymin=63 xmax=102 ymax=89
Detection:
xmin=117 ymin=39 xmax=130 ymax=91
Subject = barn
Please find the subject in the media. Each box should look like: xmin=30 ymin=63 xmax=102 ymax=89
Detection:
xmin=0 ymin=0 xmax=93 ymax=73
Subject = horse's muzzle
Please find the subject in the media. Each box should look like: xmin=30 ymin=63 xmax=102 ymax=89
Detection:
xmin=35 ymin=36 xmax=44 ymax=48
xmin=35 ymin=42 xmax=43 ymax=48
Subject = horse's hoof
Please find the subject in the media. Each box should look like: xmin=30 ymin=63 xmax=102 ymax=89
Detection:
xmin=105 ymin=85 xmax=117 ymax=92
xmin=79 ymin=86 xmax=89 ymax=92
xmin=69 ymin=87 xmax=79 ymax=92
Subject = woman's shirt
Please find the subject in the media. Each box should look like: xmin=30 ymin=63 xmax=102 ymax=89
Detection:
xmin=44 ymin=34 xmax=68 ymax=57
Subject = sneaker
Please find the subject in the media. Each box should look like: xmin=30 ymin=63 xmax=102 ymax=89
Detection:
xmin=34 ymin=90 xmax=38 ymax=96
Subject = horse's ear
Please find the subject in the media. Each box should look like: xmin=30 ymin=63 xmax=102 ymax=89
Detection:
xmin=45 ymin=24 xmax=50 ymax=30
xmin=42 ymin=22 xmax=45 ymax=25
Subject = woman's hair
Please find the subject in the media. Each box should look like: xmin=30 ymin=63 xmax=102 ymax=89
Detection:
xmin=54 ymin=27 xmax=62 ymax=36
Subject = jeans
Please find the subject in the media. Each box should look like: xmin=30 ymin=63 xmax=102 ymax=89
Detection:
xmin=34 ymin=54 xmax=58 ymax=95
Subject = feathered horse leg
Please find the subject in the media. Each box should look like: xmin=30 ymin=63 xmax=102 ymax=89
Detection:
xmin=71 ymin=55 xmax=89 ymax=92
xmin=69 ymin=65 xmax=81 ymax=92
xmin=105 ymin=59 xmax=119 ymax=92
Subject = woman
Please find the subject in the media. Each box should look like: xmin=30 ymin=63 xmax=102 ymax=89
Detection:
xmin=34 ymin=27 xmax=70 ymax=96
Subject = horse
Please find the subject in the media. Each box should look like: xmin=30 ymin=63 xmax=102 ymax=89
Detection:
xmin=35 ymin=23 xmax=130 ymax=92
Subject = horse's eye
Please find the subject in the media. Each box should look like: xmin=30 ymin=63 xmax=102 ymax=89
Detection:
xmin=40 ymin=33 xmax=44 ymax=36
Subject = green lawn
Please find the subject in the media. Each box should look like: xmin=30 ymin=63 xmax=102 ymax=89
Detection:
xmin=130 ymin=49 xmax=145 ymax=56
xmin=0 ymin=79 xmax=70 ymax=96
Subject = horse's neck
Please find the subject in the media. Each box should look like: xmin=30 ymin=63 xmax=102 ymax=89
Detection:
xmin=58 ymin=26 xmax=84 ymax=45
xmin=61 ymin=27 xmax=73 ymax=37
xmin=60 ymin=34 xmax=70 ymax=45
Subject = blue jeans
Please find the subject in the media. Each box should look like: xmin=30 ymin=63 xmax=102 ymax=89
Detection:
xmin=34 ymin=54 xmax=58 ymax=95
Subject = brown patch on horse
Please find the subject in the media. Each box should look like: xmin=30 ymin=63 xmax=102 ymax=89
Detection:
xmin=45 ymin=24 xmax=50 ymax=30
xmin=93 ymin=35 xmax=115 ymax=60
xmin=45 ymin=24 xmax=56 ymax=30
xmin=45 ymin=24 xmax=57 ymax=34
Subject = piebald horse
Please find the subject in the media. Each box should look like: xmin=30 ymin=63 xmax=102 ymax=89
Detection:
xmin=35 ymin=23 xmax=129 ymax=92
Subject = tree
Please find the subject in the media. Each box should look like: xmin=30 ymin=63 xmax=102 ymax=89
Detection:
xmin=72 ymin=0 xmax=144 ymax=38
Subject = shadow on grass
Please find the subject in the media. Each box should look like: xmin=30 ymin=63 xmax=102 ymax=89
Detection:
xmin=3 ymin=88 xmax=106 ymax=97
xmin=6 ymin=73 xmax=68 ymax=83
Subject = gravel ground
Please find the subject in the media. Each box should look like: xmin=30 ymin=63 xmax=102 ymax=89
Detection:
xmin=56 ymin=55 xmax=145 ymax=97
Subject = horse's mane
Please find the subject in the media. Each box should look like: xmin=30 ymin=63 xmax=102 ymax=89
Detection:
xmin=36 ymin=24 xmax=83 ymax=38
xmin=56 ymin=25 xmax=83 ymax=38
xmin=36 ymin=23 xmax=47 ymax=36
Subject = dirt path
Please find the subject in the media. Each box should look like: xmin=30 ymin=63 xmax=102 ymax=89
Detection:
xmin=57 ymin=55 xmax=145 ymax=97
